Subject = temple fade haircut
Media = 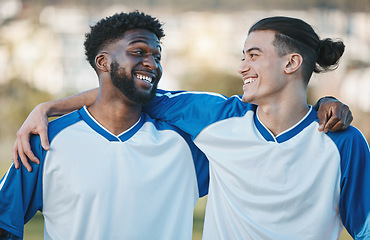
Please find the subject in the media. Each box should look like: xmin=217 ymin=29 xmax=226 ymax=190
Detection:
xmin=249 ymin=16 xmax=345 ymax=85
xmin=84 ymin=11 xmax=165 ymax=71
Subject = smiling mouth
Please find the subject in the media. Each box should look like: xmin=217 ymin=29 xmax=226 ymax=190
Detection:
xmin=135 ymin=73 xmax=153 ymax=84
xmin=243 ymin=78 xmax=256 ymax=84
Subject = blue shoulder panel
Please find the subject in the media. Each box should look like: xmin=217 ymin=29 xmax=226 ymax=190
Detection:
xmin=143 ymin=89 xmax=252 ymax=140
xmin=0 ymin=135 xmax=44 ymax=238
xmin=0 ymin=110 xmax=83 ymax=238
xmin=326 ymin=126 xmax=370 ymax=239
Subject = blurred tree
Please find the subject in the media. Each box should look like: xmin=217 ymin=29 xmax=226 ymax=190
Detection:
xmin=20 ymin=0 xmax=370 ymax=12
xmin=0 ymin=78 xmax=52 ymax=162
xmin=0 ymin=78 xmax=52 ymax=137
xmin=180 ymin=69 xmax=243 ymax=97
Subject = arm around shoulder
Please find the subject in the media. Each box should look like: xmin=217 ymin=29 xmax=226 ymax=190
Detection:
xmin=12 ymin=88 xmax=98 ymax=171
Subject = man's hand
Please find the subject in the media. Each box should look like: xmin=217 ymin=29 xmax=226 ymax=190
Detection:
xmin=12 ymin=103 xmax=50 ymax=172
xmin=11 ymin=88 xmax=98 ymax=172
xmin=316 ymin=97 xmax=353 ymax=133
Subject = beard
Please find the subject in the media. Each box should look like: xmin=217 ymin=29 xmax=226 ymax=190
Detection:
xmin=110 ymin=61 xmax=157 ymax=105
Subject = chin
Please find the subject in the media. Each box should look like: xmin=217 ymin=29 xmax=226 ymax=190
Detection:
xmin=242 ymin=95 xmax=252 ymax=103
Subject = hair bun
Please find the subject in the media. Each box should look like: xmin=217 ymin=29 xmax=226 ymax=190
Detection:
xmin=315 ymin=38 xmax=345 ymax=73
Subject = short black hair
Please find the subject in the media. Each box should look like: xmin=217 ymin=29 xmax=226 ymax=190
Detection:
xmin=249 ymin=16 xmax=344 ymax=85
xmin=84 ymin=11 xmax=165 ymax=70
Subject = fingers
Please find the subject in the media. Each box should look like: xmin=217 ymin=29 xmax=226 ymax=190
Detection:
xmin=345 ymin=113 xmax=354 ymax=129
xmin=39 ymin=128 xmax=50 ymax=151
xmin=12 ymin=141 xmax=20 ymax=169
xmin=318 ymin=111 xmax=328 ymax=132
xmin=324 ymin=117 xmax=344 ymax=132
xmin=13 ymin=130 xmax=42 ymax=172
xmin=342 ymin=106 xmax=353 ymax=129
xmin=323 ymin=103 xmax=352 ymax=132
xmin=323 ymin=106 xmax=342 ymax=133
xmin=17 ymin=138 xmax=33 ymax=172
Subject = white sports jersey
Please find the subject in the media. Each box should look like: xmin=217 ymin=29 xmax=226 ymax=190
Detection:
xmin=0 ymin=106 xmax=209 ymax=240
xmin=143 ymin=89 xmax=370 ymax=240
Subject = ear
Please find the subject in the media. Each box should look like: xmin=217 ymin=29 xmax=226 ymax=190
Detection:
xmin=95 ymin=52 xmax=110 ymax=72
xmin=284 ymin=53 xmax=303 ymax=74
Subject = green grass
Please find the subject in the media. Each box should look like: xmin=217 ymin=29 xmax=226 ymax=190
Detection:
xmin=0 ymin=164 xmax=353 ymax=240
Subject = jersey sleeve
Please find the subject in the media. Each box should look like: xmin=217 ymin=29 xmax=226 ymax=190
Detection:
xmin=177 ymin=128 xmax=210 ymax=197
xmin=330 ymin=127 xmax=370 ymax=239
xmin=0 ymin=135 xmax=44 ymax=238
xmin=143 ymin=89 xmax=250 ymax=139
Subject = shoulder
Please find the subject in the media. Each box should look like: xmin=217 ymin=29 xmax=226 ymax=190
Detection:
xmin=141 ymin=113 xmax=186 ymax=134
xmin=326 ymin=126 xmax=369 ymax=171
xmin=156 ymin=89 xmax=252 ymax=111
xmin=326 ymin=126 xmax=368 ymax=149
xmin=48 ymin=110 xmax=84 ymax=142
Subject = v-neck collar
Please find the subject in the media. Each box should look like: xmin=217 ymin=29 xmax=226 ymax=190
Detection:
xmin=79 ymin=106 xmax=144 ymax=142
xmin=253 ymin=106 xmax=317 ymax=143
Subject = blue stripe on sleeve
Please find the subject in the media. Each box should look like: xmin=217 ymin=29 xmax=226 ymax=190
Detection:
xmin=327 ymin=126 xmax=370 ymax=238
xmin=143 ymin=114 xmax=209 ymax=197
xmin=0 ymin=135 xmax=44 ymax=238
xmin=0 ymin=110 xmax=83 ymax=238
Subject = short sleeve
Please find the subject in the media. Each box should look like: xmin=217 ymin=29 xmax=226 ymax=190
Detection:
xmin=0 ymin=135 xmax=44 ymax=238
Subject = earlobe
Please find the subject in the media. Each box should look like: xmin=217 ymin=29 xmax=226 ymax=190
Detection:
xmin=95 ymin=53 xmax=109 ymax=72
xmin=285 ymin=54 xmax=303 ymax=74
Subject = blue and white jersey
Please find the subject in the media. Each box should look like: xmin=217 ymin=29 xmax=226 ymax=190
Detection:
xmin=143 ymin=89 xmax=370 ymax=240
xmin=0 ymin=106 xmax=209 ymax=240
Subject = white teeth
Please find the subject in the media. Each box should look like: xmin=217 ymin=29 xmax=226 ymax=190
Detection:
xmin=244 ymin=78 xmax=256 ymax=84
xmin=136 ymin=74 xmax=152 ymax=83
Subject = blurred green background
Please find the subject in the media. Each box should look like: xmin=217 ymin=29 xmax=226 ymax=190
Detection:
xmin=1 ymin=0 xmax=369 ymax=239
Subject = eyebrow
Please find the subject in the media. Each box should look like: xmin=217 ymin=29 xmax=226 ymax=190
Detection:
xmin=129 ymin=39 xmax=162 ymax=52
xmin=243 ymin=47 xmax=262 ymax=54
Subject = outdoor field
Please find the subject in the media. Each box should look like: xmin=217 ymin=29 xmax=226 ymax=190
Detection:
xmin=0 ymin=163 xmax=354 ymax=240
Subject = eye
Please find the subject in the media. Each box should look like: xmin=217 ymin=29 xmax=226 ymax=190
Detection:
xmin=250 ymin=53 xmax=258 ymax=58
xmin=154 ymin=55 xmax=161 ymax=63
xmin=131 ymin=49 xmax=144 ymax=56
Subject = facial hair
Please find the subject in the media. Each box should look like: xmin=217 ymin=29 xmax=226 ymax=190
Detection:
xmin=110 ymin=61 xmax=157 ymax=105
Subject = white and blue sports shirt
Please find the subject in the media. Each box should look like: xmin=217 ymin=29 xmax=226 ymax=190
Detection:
xmin=0 ymin=106 xmax=209 ymax=240
xmin=143 ymin=89 xmax=370 ymax=240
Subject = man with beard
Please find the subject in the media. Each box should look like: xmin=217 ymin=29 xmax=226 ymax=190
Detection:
xmin=0 ymin=11 xmax=209 ymax=240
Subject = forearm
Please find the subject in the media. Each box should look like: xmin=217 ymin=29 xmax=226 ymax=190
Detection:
xmin=42 ymin=88 xmax=98 ymax=117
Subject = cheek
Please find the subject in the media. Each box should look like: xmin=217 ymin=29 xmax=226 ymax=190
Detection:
xmin=156 ymin=64 xmax=163 ymax=78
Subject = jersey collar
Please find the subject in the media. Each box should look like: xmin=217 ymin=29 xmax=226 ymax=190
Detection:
xmin=254 ymin=106 xmax=317 ymax=143
xmin=79 ymin=106 xmax=144 ymax=142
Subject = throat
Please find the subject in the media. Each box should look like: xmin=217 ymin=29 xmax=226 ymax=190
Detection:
xmin=256 ymin=104 xmax=310 ymax=136
xmin=87 ymin=103 xmax=142 ymax=136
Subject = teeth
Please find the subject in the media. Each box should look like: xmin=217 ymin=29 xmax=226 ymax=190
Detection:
xmin=136 ymin=74 xmax=152 ymax=83
xmin=244 ymin=78 xmax=256 ymax=84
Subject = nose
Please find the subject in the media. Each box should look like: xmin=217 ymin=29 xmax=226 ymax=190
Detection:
xmin=143 ymin=55 xmax=159 ymax=70
xmin=238 ymin=60 xmax=249 ymax=75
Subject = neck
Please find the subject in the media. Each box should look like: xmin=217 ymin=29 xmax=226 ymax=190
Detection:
xmin=88 ymin=88 xmax=142 ymax=136
xmin=256 ymin=87 xmax=309 ymax=137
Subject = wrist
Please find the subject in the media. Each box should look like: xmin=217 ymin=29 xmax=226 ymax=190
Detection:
xmin=313 ymin=96 xmax=337 ymax=111
xmin=320 ymin=96 xmax=337 ymax=104
xmin=37 ymin=102 xmax=54 ymax=118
